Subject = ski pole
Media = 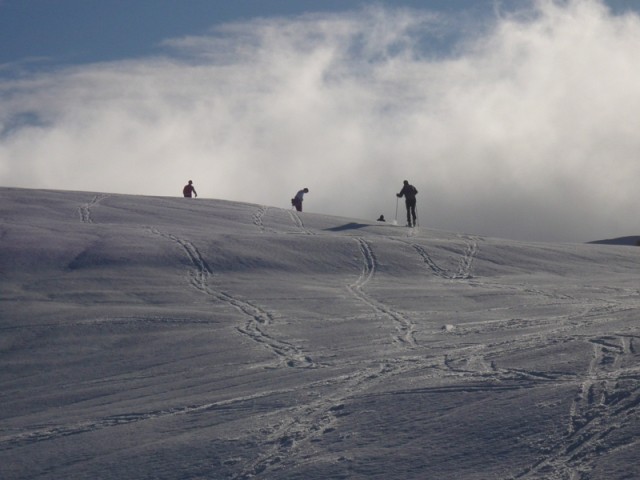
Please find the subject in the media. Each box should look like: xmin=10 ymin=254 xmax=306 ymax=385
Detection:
xmin=394 ymin=196 xmax=399 ymax=225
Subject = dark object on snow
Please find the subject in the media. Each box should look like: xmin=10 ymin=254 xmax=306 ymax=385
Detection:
xmin=325 ymin=222 xmax=369 ymax=232
xmin=377 ymin=215 xmax=386 ymax=222
xmin=291 ymin=187 xmax=309 ymax=212
xmin=396 ymin=180 xmax=418 ymax=227
xmin=183 ymin=180 xmax=197 ymax=198
xmin=588 ymin=236 xmax=640 ymax=247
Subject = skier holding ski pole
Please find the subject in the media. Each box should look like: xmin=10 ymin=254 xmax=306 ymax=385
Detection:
xmin=396 ymin=180 xmax=418 ymax=227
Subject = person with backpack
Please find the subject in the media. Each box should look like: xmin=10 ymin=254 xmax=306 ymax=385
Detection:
xmin=291 ymin=188 xmax=309 ymax=212
xmin=183 ymin=180 xmax=197 ymax=198
xmin=397 ymin=180 xmax=418 ymax=227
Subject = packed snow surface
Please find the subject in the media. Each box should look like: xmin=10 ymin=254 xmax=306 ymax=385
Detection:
xmin=1 ymin=187 xmax=639 ymax=480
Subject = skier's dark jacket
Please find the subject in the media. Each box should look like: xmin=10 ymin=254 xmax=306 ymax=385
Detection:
xmin=398 ymin=184 xmax=418 ymax=201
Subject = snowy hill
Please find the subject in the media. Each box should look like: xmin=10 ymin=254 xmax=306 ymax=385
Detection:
xmin=1 ymin=187 xmax=639 ymax=480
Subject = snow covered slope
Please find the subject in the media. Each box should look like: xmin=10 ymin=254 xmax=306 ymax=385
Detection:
xmin=1 ymin=187 xmax=639 ymax=480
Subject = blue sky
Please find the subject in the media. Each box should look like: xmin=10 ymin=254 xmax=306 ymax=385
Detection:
xmin=0 ymin=1 xmax=498 ymax=67
xmin=2 ymin=0 xmax=640 ymax=242
xmin=1 ymin=0 xmax=636 ymax=70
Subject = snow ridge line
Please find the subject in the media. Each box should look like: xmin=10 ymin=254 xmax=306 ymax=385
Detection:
xmin=515 ymin=334 xmax=640 ymax=479
xmin=77 ymin=193 xmax=109 ymax=223
xmin=347 ymin=237 xmax=417 ymax=348
xmin=148 ymin=227 xmax=315 ymax=369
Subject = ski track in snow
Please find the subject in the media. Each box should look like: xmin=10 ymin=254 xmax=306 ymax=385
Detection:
xmin=347 ymin=237 xmax=417 ymax=348
xmin=229 ymin=227 xmax=640 ymax=479
xmin=287 ymin=210 xmax=314 ymax=235
xmin=436 ymin=331 xmax=640 ymax=478
xmin=77 ymin=193 xmax=109 ymax=223
xmin=395 ymin=232 xmax=640 ymax=479
xmin=401 ymin=234 xmax=479 ymax=280
xmin=514 ymin=334 xmax=640 ymax=480
xmin=229 ymin=356 xmax=444 ymax=480
xmin=6 ymin=191 xmax=640 ymax=479
xmin=253 ymin=205 xmax=309 ymax=235
xmin=436 ymin=300 xmax=640 ymax=479
xmin=252 ymin=205 xmax=281 ymax=234
xmin=148 ymin=227 xmax=316 ymax=369
xmin=252 ymin=205 xmax=268 ymax=232
xmin=405 ymin=233 xmax=580 ymax=307
xmin=225 ymin=234 xmax=432 ymax=478
xmin=222 ymin=224 xmax=430 ymax=477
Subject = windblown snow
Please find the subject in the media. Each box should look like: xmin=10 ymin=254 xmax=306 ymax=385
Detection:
xmin=1 ymin=187 xmax=639 ymax=480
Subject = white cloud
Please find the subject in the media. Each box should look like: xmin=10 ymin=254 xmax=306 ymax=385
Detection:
xmin=1 ymin=0 xmax=640 ymax=241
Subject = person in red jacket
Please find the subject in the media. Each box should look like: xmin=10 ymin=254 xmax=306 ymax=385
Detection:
xmin=183 ymin=180 xmax=197 ymax=198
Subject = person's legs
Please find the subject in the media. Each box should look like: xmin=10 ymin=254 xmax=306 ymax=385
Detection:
xmin=407 ymin=199 xmax=416 ymax=226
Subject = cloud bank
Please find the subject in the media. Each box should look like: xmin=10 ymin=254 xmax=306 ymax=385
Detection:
xmin=2 ymin=0 xmax=640 ymax=242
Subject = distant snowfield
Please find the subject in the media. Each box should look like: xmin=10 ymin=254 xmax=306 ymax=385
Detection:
xmin=1 ymin=187 xmax=639 ymax=480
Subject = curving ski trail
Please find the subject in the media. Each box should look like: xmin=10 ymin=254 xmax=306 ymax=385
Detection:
xmin=148 ymin=227 xmax=315 ymax=369
xmin=347 ymin=237 xmax=417 ymax=348
xmin=402 ymin=235 xmax=479 ymax=281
